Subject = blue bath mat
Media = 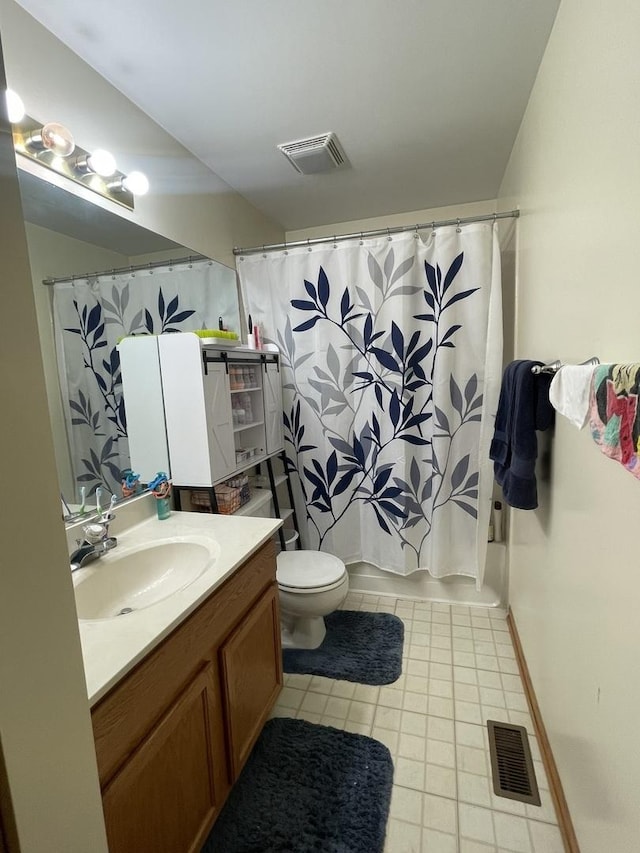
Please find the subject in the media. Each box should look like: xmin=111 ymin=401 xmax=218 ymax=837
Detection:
xmin=201 ymin=717 xmax=393 ymax=853
xmin=283 ymin=610 xmax=404 ymax=685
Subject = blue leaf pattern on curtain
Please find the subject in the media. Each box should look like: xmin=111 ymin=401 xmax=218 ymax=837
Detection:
xmin=239 ymin=228 xmax=502 ymax=585
xmin=53 ymin=261 xmax=237 ymax=499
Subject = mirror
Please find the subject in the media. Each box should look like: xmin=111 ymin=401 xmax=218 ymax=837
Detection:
xmin=17 ymin=166 xmax=241 ymax=514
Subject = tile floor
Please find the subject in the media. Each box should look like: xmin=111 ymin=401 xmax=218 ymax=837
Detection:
xmin=271 ymin=593 xmax=564 ymax=853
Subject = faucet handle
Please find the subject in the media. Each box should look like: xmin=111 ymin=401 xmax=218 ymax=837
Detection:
xmin=82 ymin=522 xmax=108 ymax=544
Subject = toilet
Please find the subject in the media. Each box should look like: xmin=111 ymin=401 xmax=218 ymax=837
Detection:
xmin=276 ymin=550 xmax=349 ymax=649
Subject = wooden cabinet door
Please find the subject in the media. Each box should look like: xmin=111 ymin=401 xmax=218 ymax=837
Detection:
xmin=101 ymin=664 xmax=221 ymax=853
xmin=220 ymin=584 xmax=283 ymax=777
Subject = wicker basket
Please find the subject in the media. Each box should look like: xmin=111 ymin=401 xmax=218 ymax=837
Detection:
xmin=191 ymin=475 xmax=250 ymax=514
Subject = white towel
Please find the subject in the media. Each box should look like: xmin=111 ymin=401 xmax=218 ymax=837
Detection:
xmin=548 ymin=364 xmax=596 ymax=429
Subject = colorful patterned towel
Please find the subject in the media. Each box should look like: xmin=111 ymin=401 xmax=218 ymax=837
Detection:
xmin=589 ymin=364 xmax=640 ymax=478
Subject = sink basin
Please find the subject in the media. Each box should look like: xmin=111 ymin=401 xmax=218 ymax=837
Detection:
xmin=73 ymin=537 xmax=219 ymax=620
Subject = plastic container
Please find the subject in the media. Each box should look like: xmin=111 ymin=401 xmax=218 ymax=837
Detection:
xmin=155 ymin=494 xmax=171 ymax=520
xmin=283 ymin=530 xmax=300 ymax=551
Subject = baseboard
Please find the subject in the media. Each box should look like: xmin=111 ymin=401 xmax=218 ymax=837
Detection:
xmin=507 ymin=611 xmax=580 ymax=853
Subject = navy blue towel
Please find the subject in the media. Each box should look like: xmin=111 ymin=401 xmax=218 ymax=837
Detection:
xmin=490 ymin=360 xmax=555 ymax=509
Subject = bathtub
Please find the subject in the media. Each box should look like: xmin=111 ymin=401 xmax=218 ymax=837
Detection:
xmin=346 ymin=542 xmax=507 ymax=608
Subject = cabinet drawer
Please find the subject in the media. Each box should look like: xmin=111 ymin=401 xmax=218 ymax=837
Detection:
xmin=102 ymin=664 xmax=220 ymax=853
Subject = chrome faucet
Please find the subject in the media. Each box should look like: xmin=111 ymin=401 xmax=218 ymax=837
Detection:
xmin=70 ymin=513 xmax=117 ymax=572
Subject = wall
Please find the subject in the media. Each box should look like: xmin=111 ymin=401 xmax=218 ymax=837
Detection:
xmin=498 ymin=0 xmax=640 ymax=849
xmin=286 ymin=198 xmax=498 ymax=243
xmin=0 ymin=3 xmax=285 ymax=849
xmin=0 ymin=44 xmax=109 ymax=853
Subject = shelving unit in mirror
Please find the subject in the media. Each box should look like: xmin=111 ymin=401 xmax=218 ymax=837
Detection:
xmin=119 ymin=334 xmax=301 ymax=550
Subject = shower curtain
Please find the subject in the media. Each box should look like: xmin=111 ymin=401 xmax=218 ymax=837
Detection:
xmin=239 ymin=224 xmax=502 ymax=587
xmin=53 ymin=259 xmax=236 ymax=498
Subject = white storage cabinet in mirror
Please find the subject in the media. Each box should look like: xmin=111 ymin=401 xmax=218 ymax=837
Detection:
xmin=119 ymin=332 xmax=284 ymax=488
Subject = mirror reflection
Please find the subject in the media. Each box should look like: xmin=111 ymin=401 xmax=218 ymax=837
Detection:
xmin=18 ymin=167 xmax=241 ymax=513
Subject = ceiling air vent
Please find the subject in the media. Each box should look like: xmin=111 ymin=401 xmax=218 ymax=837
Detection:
xmin=278 ymin=132 xmax=348 ymax=175
xmin=487 ymin=720 xmax=541 ymax=806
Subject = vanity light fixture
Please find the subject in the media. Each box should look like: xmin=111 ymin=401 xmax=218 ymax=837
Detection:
xmin=5 ymin=88 xmax=25 ymax=123
xmin=8 ymin=93 xmax=150 ymax=210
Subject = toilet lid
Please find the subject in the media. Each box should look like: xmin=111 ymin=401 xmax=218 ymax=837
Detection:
xmin=276 ymin=550 xmax=345 ymax=590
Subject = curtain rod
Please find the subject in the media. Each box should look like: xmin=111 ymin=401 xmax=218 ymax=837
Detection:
xmin=42 ymin=253 xmax=208 ymax=286
xmin=233 ymin=209 xmax=520 ymax=257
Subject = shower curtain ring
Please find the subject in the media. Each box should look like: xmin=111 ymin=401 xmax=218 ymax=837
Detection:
xmin=333 ymin=235 xmax=338 ymax=249
xmin=414 ymin=224 xmax=419 ymax=239
xmin=262 ymin=245 xmax=267 ymax=259
xmin=456 ymin=218 xmax=461 ymax=233
xmin=387 ymin=227 xmax=392 ymax=241
xmin=359 ymin=232 xmax=364 ymax=246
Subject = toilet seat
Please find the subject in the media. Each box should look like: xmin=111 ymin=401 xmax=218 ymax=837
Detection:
xmin=276 ymin=550 xmax=346 ymax=594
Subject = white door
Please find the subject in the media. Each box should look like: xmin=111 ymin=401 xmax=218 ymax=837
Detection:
xmin=203 ymin=362 xmax=236 ymax=482
xmin=263 ymin=361 xmax=284 ymax=454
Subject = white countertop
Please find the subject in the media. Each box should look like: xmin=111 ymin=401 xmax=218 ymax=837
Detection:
xmin=73 ymin=509 xmax=282 ymax=706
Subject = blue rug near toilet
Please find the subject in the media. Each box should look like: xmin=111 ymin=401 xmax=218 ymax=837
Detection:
xmin=201 ymin=717 xmax=393 ymax=853
xmin=283 ymin=610 xmax=404 ymax=685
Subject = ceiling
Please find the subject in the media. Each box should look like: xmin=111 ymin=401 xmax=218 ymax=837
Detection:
xmin=12 ymin=0 xmax=560 ymax=231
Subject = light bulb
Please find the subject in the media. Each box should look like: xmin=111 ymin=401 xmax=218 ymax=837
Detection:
xmin=87 ymin=148 xmax=116 ymax=177
xmin=5 ymin=89 xmax=24 ymax=123
xmin=41 ymin=122 xmax=75 ymax=156
xmin=122 ymin=171 xmax=149 ymax=195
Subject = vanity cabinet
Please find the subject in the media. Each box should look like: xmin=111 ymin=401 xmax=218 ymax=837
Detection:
xmin=91 ymin=540 xmax=282 ymax=853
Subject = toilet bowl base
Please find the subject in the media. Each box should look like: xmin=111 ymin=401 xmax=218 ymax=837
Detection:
xmin=280 ymin=614 xmax=327 ymax=650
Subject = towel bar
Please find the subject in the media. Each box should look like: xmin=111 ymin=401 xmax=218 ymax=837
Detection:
xmin=531 ymin=356 xmax=599 ymax=375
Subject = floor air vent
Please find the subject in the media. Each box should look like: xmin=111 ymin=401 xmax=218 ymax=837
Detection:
xmin=487 ymin=720 xmax=541 ymax=806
